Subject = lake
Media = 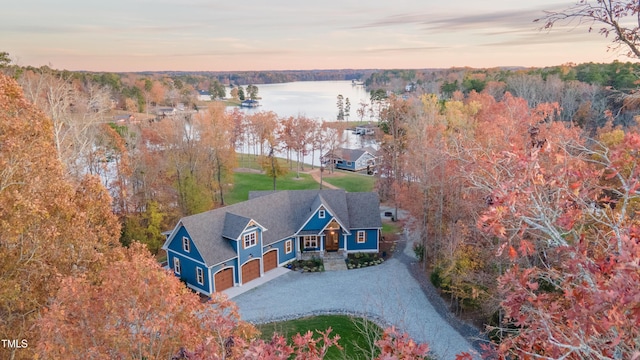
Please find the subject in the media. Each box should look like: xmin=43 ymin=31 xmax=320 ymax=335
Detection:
xmin=236 ymin=80 xmax=371 ymax=121
xmin=232 ymin=80 xmax=377 ymax=165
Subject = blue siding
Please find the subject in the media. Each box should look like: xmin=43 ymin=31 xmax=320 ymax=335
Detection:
xmin=167 ymin=226 xmax=205 ymax=264
xmin=238 ymin=226 xmax=263 ymax=265
xmin=335 ymin=160 xmax=356 ymax=171
xmin=265 ymin=237 xmax=297 ymax=264
xmin=346 ymin=229 xmax=379 ymax=251
xmin=167 ymin=251 xmax=209 ymax=294
xmin=301 ymin=208 xmax=333 ymax=232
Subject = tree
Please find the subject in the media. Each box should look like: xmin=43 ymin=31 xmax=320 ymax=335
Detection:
xmin=37 ymin=243 xmax=259 ymax=359
xmin=246 ymin=84 xmax=259 ymax=100
xmin=18 ymin=69 xmax=112 ymax=180
xmin=345 ymin=97 xmax=351 ymax=121
xmin=238 ymin=86 xmax=246 ymax=101
xmin=196 ymin=102 xmax=237 ymax=206
xmin=210 ymin=79 xmax=226 ymax=99
xmin=537 ymin=0 xmax=640 ymax=58
xmin=0 ymin=51 xmax=10 ymax=67
xmin=357 ymin=99 xmax=368 ymax=122
xmin=0 ymin=73 xmax=120 ymax=360
xmin=336 ymin=94 xmax=345 ymax=120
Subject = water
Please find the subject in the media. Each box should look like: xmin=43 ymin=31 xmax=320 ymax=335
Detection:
xmin=236 ymin=80 xmax=371 ymax=121
xmin=232 ymin=80 xmax=378 ymax=165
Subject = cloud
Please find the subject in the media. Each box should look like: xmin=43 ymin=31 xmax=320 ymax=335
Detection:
xmin=361 ymin=45 xmax=447 ymax=54
xmin=353 ymin=6 xmax=554 ymax=32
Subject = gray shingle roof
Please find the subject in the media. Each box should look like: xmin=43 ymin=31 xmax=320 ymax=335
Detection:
xmin=171 ymin=190 xmax=381 ymax=266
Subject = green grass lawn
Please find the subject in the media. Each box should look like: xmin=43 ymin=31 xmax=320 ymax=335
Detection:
xmin=226 ymin=171 xmax=320 ymax=204
xmin=382 ymin=221 xmax=402 ymax=236
xmin=322 ymin=171 xmax=376 ymax=193
xmin=257 ymin=315 xmax=382 ymax=360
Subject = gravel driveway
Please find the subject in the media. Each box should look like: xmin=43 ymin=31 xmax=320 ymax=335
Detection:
xmin=233 ymin=236 xmax=478 ymax=359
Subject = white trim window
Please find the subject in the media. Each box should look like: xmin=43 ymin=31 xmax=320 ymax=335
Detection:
xmin=303 ymin=235 xmax=318 ymax=249
xmin=173 ymin=257 xmax=181 ymax=275
xmin=357 ymin=231 xmax=366 ymax=244
xmin=196 ymin=267 xmax=204 ymax=285
xmin=243 ymin=232 xmax=257 ymax=249
xmin=285 ymin=240 xmax=293 ymax=254
xmin=318 ymin=209 xmax=325 ymax=219
xmin=182 ymin=236 xmax=190 ymax=252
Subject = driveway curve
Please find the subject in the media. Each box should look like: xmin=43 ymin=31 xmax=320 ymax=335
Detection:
xmin=233 ymin=239 xmax=478 ymax=359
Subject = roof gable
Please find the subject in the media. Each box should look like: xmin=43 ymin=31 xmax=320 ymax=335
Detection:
xmin=168 ymin=190 xmax=381 ymax=266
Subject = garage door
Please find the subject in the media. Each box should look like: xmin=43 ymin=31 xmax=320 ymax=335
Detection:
xmin=263 ymin=250 xmax=278 ymax=273
xmin=241 ymin=259 xmax=261 ymax=284
xmin=214 ymin=268 xmax=234 ymax=292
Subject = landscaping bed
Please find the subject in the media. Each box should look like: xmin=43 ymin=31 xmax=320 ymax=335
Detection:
xmin=286 ymin=257 xmax=324 ymax=272
xmin=346 ymin=252 xmax=384 ymax=269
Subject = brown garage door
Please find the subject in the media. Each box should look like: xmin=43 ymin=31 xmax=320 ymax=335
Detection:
xmin=263 ymin=250 xmax=278 ymax=273
xmin=214 ymin=268 xmax=234 ymax=292
xmin=242 ymin=259 xmax=261 ymax=284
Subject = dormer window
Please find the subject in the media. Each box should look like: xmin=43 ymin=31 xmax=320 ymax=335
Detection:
xmin=243 ymin=232 xmax=257 ymax=249
xmin=318 ymin=209 xmax=325 ymax=219
xmin=183 ymin=237 xmax=190 ymax=252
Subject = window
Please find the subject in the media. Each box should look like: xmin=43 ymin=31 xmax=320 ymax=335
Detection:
xmin=243 ymin=232 xmax=257 ymax=249
xmin=173 ymin=257 xmax=181 ymax=274
xmin=196 ymin=267 xmax=204 ymax=285
xmin=182 ymin=236 xmax=190 ymax=252
xmin=347 ymin=161 xmax=352 ymax=166
xmin=357 ymin=231 xmax=366 ymax=244
xmin=303 ymin=235 xmax=318 ymax=249
xmin=285 ymin=240 xmax=293 ymax=254
xmin=318 ymin=209 xmax=325 ymax=219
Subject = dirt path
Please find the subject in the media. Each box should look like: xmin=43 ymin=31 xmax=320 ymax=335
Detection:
xmin=303 ymin=168 xmax=340 ymax=190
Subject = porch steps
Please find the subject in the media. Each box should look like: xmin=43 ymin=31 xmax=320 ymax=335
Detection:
xmin=322 ymin=252 xmax=348 ymax=271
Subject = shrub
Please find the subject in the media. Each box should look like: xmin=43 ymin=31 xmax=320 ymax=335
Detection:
xmin=413 ymin=243 xmax=425 ymax=261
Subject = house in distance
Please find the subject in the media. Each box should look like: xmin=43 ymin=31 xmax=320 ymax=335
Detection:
xmin=321 ymin=147 xmax=378 ymax=173
xmin=162 ymin=189 xmax=382 ymax=296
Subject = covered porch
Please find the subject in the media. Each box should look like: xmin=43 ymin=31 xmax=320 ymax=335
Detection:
xmin=296 ymin=219 xmax=347 ymax=259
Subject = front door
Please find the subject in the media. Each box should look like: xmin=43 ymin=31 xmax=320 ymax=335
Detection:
xmin=325 ymin=231 xmax=339 ymax=251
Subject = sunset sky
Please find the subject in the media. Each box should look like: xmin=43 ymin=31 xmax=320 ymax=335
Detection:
xmin=1 ymin=0 xmax=631 ymax=72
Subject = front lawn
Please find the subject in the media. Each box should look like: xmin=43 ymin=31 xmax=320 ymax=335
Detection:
xmin=256 ymin=315 xmax=383 ymax=359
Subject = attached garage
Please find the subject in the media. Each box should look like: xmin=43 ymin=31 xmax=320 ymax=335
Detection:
xmin=241 ymin=259 xmax=261 ymax=284
xmin=263 ymin=250 xmax=278 ymax=273
xmin=214 ymin=268 xmax=234 ymax=292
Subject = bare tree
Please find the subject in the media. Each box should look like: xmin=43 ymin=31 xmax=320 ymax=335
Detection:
xmin=18 ymin=70 xmax=111 ymax=179
xmin=537 ymin=0 xmax=640 ymax=58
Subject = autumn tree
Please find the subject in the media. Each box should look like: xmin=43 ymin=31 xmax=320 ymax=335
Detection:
xmin=0 ymin=73 xmax=120 ymax=360
xmin=196 ymin=102 xmax=237 ymax=206
xmin=538 ymin=0 xmax=640 ymax=58
xmin=479 ymin=126 xmax=640 ymax=358
xmin=37 ymin=243 xmax=259 ymax=359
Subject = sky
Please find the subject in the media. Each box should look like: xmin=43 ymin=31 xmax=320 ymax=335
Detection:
xmin=1 ymin=0 xmax=632 ymax=72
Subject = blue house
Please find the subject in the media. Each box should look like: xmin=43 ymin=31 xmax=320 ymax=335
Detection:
xmin=162 ymin=190 xmax=382 ymax=295
xmin=322 ymin=147 xmax=378 ymax=173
